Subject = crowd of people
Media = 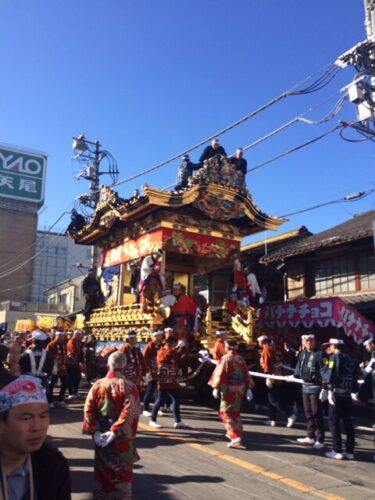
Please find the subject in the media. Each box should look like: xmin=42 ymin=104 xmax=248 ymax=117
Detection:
xmin=0 ymin=323 xmax=374 ymax=499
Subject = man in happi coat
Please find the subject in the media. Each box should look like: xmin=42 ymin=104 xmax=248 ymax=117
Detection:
xmin=170 ymin=283 xmax=196 ymax=344
xmin=83 ymin=351 xmax=141 ymax=500
xmin=209 ymin=339 xmax=254 ymax=448
xmin=119 ymin=331 xmax=147 ymax=392
xmin=142 ymin=329 xmax=164 ymax=416
xmin=213 ymin=330 xmax=228 ymax=361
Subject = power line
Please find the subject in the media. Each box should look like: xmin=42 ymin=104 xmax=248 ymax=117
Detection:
xmin=281 ymin=189 xmax=375 ymax=218
xmin=0 ymin=230 xmax=66 ymax=280
xmin=0 ymin=210 xmax=71 ymax=272
xmin=111 ymin=63 xmax=341 ymax=189
xmin=241 ymin=93 xmax=347 ymax=153
xmin=248 ymin=124 xmax=343 ymax=173
xmin=165 ymin=93 xmax=348 ymax=190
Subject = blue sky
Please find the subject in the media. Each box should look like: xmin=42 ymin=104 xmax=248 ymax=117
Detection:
xmin=0 ymin=0 xmax=373 ymax=243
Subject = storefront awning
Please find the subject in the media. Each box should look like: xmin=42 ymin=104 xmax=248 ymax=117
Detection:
xmin=259 ymin=297 xmax=375 ymax=344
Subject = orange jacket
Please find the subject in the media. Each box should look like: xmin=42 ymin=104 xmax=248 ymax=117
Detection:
xmin=214 ymin=339 xmax=227 ymax=361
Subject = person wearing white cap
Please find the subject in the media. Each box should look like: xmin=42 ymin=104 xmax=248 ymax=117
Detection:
xmin=362 ymin=337 xmax=375 ymax=462
xmin=83 ymin=351 xmax=140 ymax=499
xmin=149 ymin=336 xmax=191 ymax=430
xmin=209 ymin=339 xmax=254 ymax=448
xmin=0 ymin=376 xmax=71 ymax=499
xmin=359 ymin=337 xmax=375 ymax=411
xmin=294 ymin=334 xmax=326 ymax=449
xmin=19 ymin=331 xmax=54 ymax=402
xmin=257 ymin=335 xmax=296 ymax=428
xmin=46 ymin=331 xmax=68 ymax=407
xmin=119 ymin=331 xmax=146 ymax=392
xmin=66 ymin=330 xmax=83 ymax=400
xmin=142 ymin=330 xmax=165 ymax=416
xmin=213 ymin=330 xmax=227 ymax=361
xmin=322 ymin=338 xmax=356 ymax=460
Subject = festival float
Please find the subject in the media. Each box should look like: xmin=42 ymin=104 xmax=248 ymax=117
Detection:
xmin=70 ymin=155 xmax=285 ymax=349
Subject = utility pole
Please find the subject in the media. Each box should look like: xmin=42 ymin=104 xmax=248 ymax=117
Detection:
xmin=364 ymin=0 xmax=375 ymax=40
xmin=335 ymin=1 xmax=375 ymax=122
xmin=72 ymin=134 xmax=119 ymax=268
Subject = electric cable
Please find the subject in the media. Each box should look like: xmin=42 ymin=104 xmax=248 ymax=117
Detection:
xmin=248 ymin=124 xmax=343 ymax=173
xmin=281 ymin=189 xmax=375 ymax=218
xmin=165 ymin=92 xmax=348 ymax=189
xmin=0 ymin=209 xmax=71 ymax=271
xmin=111 ymin=63 xmax=341 ymax=189
xmin=0 ymin=230 xmax=66 ymax=280
xmin=242 ymin=93 xmax=348 ymax=153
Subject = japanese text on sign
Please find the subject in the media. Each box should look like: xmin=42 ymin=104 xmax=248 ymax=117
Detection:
xmin=0 ymin=145 xmax=47 ymax=204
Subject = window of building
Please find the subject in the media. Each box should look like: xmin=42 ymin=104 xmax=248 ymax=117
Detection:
xmin=359 ymin=251 xmax=375 ymax=289
xmin=211 ymin=274 xmax=231 ymax=306
xmin=314 ymin=255 xmax=356 ymax=294
xmin=59 ymin=293 xmax=68 ymax=305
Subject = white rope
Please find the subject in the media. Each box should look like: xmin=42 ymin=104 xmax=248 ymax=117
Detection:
xmin=248 ymin=371 xmax=304 ymax=384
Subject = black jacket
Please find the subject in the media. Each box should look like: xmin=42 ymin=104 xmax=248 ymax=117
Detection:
xmin=295 ymin=349 xmax=325 ymax=392
xmin=31 ymin=443 xmax=71 ymax=500
xmin=232 ymin=157 xmax=247 ymax=175
xmin=199 ymin=145 xmax=227 ymax=162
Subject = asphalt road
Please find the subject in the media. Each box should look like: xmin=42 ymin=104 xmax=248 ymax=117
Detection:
xmin=48 ymin=393 xmax=375 ymax=500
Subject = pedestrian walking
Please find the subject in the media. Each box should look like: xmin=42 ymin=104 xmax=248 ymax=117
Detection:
xmin=66 ymin=330 xmax=83 ymax=398
xmin=142 ymin=329 xmax=164 ymax=416
xmin=46 ymin=331 xmax=68 ymax=406
xmin=149 ymin=336 xmax=190 ymax=429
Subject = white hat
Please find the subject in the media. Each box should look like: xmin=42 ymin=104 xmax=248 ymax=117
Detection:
xmin=301 ymin=334 xmax=315 ymax=340
xmin=32 ymin=330 xmax=48 ymax=341
xmin=153 ymin=330 xmax=164 ymax=336
xmin=216 ymin=330 xmax=227 ymax=336
xmin=0 ymin=376 xmax=48 ymax=413
xmin=257 ymin=335 xmax=268 ymax=342
xmin=164 ymin=327 xmax=173 ymax=333
xmin=329 ymin=338 xmax=344 ymax=345
xmin=126 ymin=331 xmax=137 ymax=338
xmin=363 ymin=337 xmax=374 ymax=347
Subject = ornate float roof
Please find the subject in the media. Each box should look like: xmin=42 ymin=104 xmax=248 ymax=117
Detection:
xmin=71 ymin=156 xmax=286 ymax=246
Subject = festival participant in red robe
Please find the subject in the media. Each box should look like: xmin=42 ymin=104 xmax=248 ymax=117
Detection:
xmin=46 ymin=331 xmax=68 ymax=406
xmin=119 ymin=331 xmax=147 ymax=391
xmin=231 ymin=254 xmax=247 ymax=294
xmin=83 ymin=351 xmax=140 ymax=500
xmin=213 ymin=330 xmax=228 ymax=361
xmin=209 ymin=339 xmax=254 ymax=448
xmin=142 ymin=329 xmax=165 ymax=416
xmin=66 ymin=330 xmax=83 ymax=399
xmin=7 ymin=333 xmax=24 ymax=375
xmin=226 ymin=293 xmax=241 ymax=316
xmin=139 ymin=265 xmax=164 ymax=306
xmin=171 ymin=284 xmax=196 ymax=344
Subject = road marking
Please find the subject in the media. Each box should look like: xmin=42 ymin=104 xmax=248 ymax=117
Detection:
xmin=138 ymin=422 xmax=344 ymax=500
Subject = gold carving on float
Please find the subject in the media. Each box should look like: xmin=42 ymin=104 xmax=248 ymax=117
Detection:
xmin=86 ymin=304 xmax=164 ymax=341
